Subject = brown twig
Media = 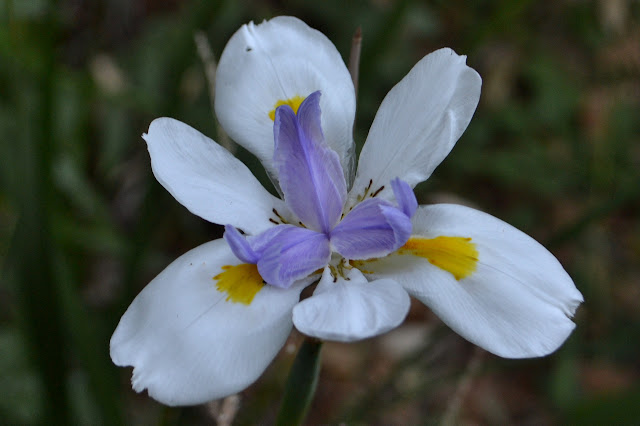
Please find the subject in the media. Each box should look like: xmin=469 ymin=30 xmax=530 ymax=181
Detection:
xmin=206 ymin=394 xmax=241 ymax=426
xmin=440 ymin=346 xmax=486 ymax=426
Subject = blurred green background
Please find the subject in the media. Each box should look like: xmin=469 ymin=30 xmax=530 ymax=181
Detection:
xmin=1 ymin=0 xmax=639 ymax=424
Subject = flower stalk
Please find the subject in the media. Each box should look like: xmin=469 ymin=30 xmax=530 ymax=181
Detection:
xmin=276 ymin=338 xmax=324 ymax=426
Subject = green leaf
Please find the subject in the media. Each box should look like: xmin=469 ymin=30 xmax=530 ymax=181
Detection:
xmin=276 ymin=338 xmax=323 ymax=426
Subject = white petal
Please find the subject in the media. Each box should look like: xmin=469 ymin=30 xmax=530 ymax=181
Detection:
xmin=348 ymin=48 xmax=481 ymax=206
xmin=110 ymin=239 xmax=306 ymax=405
xmin=292 ymin=267 xmax=410 ymax=342
xmin=144 ymin=118 xmax=286 ymax=234
xmin=364 ymin=204 xmax=583 ymax=358
xmin=215 ymin=16 xmax=356 ymax=181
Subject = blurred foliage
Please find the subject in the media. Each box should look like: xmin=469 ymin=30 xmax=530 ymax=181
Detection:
xmin=1 ymin=0 xmax=639 ymax=424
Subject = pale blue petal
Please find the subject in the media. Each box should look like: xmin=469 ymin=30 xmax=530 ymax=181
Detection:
xmin=391 ymin=178 xmax=417 ymax=218
xmin=246 ymin=225 xmax=288 ymax=255
xmin=223 ymin=225 xmax=259 ymax=264
xmin=330 ymin=199 xmax=412 ymax=260
xmin=273 ymin=91 xmax=347 ymax=233
xmin=257 ymin=225 xmax=330 ymax=288
xmin=381 ymin=204 xmax=413 ymax=247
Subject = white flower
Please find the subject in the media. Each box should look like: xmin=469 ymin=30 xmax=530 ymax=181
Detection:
xmin=110 ymin=16 xmax=583 ymax=406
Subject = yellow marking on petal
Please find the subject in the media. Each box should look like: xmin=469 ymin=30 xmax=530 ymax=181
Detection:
xmin=213 ymin=263 xmax=264 ymax=305
xmin=398 ymin=236 xmax=479 ymax=281
xmin=268 ymin=95 xmax=306 ymax=121
xmin=349 ymin=259 xmax=374 ymax=275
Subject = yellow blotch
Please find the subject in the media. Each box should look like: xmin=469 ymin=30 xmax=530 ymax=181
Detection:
xmin=349 ymin=260 xmax=374 ymax=275
xmin=268 ymin=95 xmax=306 ymax=121
xmin=398 ymin=236 xmax=479 ymax=281
xmin=213 ymin=263 xmax=264 ymax=305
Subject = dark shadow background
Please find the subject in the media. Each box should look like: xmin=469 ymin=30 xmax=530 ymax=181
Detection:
xmin=1 ymin=0 xmax=639 ymax=424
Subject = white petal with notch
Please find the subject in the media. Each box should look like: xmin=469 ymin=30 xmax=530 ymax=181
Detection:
xmin=110 ymin=239 xmax=305 ymax=405
xmin=364 ymin=204 xmax=583 ymax=358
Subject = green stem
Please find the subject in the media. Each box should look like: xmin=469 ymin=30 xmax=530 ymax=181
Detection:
xmin=276 ymin=338 xmax=323 ymax=426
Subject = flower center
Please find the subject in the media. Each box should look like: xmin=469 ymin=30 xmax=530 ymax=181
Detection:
xmin=223 ymin=91 xmax=416 ymax=289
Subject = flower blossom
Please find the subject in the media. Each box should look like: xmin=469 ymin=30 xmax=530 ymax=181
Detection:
xmin=110 ymin=16 xmax=583 ymax=406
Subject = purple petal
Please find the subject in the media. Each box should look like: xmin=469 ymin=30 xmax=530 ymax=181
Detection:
xmin=296 ymin=91 xmax=324 ymax=148
xmin=273 ymin=91 xmax=347 ymax=233
xmin=246 ymin=225 xmax=288 ymax=255
xmin=391 ymin=178 xmax=417 ymax=218
xmin=257 ymin=225 xmax=330 ymax=288
xmin=223 ymin=225 xmax=259 ymax=264
xmin=330 ymin=199 xmax=412 ymax=260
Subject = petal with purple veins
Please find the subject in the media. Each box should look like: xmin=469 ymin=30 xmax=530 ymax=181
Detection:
xmin=331 ymin=198 xmax=412 ymax=260
xmin=223 ymin=225 xmax=260 ymax=264
xmin=257 ymin=225 xmax=330 ymax=288
xmin=273 ymin=91 xmax=347 ymax=233
xmin=391 ymin=178 xmax=417 ymax=218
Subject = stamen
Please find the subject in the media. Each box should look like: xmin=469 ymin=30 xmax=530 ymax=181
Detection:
xmin=272 ymin=208 xmax=288 ymax=224
xmin=356 ymin=179 xmax=373 ymax=203
xmin=337 ymin=259 xmax=353 ymax=280
xmin=371 ymin=185 xmax=385 ymax=198
xmin=328 ymin=264 xmax=339 ymax=282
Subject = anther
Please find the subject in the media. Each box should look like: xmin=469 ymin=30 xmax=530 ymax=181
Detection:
xmin=371 ymin=185 xmax=385 ymax=197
